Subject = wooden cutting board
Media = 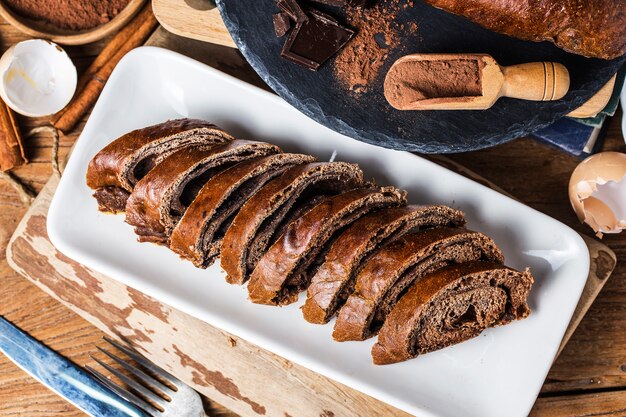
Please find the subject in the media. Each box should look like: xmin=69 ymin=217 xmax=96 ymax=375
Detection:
xmin=5 ymin=27 xmax=618 ymax=416
xmin=152 ymin=0 xmax=235 ymax=47
xmin=5 ymin=156 xmax=616 ymax=417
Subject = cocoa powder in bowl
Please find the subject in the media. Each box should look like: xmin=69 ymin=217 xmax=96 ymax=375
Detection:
xmin=385 ymin=59 xmax=483 ymax=108
xmin=4 ymin=0 xmax=131 ymax=31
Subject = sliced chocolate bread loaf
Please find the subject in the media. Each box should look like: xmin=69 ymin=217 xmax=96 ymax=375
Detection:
xmin=125 ymin=140 xmax=281 ymax=244
xmin=86 ymin=119 xmax=233 ymax=213
xmin=302 ymin=205 xmax=466 ymax=324
xmin=372 ymin=261 xmax=533 ymax=365
xmin=170 ymin=153 xmax=316 ymax=268
xmin=248 ymin=187 xmax=407 ymax=305
xmin=332 ymin=227 xmax=504 ymax=342
xmin=221 ymin=162 xmax=364 ymax=285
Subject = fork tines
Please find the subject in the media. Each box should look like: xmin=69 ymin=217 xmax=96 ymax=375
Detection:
xmin=86 ymin=336 xmax=182 ymax=417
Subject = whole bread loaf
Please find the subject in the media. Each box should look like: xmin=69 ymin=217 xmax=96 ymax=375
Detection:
xmin=424 ymin=0 xmax=626 ymax=59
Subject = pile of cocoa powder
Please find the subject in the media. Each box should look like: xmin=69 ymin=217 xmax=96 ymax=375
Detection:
xmin=4 ymin=0 xmax=130 ymax=31
xmin=333 ymin=0 xmax=415 ymax=95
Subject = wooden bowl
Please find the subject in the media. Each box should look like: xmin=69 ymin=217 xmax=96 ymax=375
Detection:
xmin=0 ymin=0 xmax=146 ymax=45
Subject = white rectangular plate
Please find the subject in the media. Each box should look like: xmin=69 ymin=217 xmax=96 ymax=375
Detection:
xmin=48 ymin=47 xmax=589 ymax=417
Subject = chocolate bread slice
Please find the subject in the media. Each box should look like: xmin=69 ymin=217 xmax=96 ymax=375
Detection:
xmin=302 ymin=205 xmax=466 ymax=324
xmin=372 ymin=261 xmax=533 ymax=365
xmin=86 ymin=119 xmax=233 ymax=213
xmin=332 ymin=227 xmax=504 ymax=342
xmin=125 ymin=140 xmax=281 ymax=244
xmin=248 ymin=186 xmax=407 ymax=305
xmin=170 ymin=153 xmax=316 ymax=268
xmin=221 ymin=162 xmax=364 ymax=285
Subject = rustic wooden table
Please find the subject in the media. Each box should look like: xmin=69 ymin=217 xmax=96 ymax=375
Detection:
xmin=0 ymin=15 xmax=625 ymax=417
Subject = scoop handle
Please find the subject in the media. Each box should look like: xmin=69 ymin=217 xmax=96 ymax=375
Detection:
xmin=500 ymin=62 xmax=570 ymax=101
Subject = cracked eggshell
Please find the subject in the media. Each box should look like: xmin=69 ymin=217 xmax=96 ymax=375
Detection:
xmin=568 ymin=152 xmax=626 ymax=237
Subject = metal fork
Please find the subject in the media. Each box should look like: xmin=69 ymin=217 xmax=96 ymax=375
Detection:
xmin=86 ymin=337 xmax=208 ymax=417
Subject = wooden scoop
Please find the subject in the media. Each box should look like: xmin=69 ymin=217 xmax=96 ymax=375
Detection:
xmin=384 ymin=53 xmax=570 ymax=111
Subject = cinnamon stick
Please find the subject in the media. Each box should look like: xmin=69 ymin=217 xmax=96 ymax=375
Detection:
xmin=0 ymin=98 xmax=26 ymax=171
xmin=75 ymin=3 xmax=155 ymax=93
xmin=52 ymin=3 xmax=158 ymax=134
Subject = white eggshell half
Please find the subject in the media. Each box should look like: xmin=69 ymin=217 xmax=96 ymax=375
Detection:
xmin=0 ymin=39 xmax=77 ymax=117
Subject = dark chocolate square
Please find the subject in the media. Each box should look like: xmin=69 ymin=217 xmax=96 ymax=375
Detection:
xmin=281 ymin=9 xmax=354 ymax=70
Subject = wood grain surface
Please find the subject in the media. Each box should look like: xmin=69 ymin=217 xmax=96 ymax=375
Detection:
xmin=4 ymin=116 xmax=616 ymax=417
xmin=0 ymin=17 xmax=625 ymax=417
xmin=152 ymin=0 xmax=235 ymax=47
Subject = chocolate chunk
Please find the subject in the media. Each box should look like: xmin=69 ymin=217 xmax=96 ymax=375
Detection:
xmin=281 ymin=9 xmax=355 ymax=70
xmin=309 ymin=8 xmax=339 ymax=24
xmin=348 ymin=0 xmax=368 ymax=6
xmin=309 ymin=0 xmax=367 ymax=7
xmin=308 ymin=0 xmax=346 ymax=5
xmin=277 ymin=0 xmax=308 ymax=23
xmin=273 ymin=12 xmax=291 ymax=37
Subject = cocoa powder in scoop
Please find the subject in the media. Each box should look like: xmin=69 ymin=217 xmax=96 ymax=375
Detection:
xmin=385 ymin=59 xmax=482 ymax=107
xmin=4 ymin=0 xmax=130 ymax=31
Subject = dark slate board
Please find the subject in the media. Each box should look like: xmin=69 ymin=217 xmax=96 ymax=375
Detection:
xmin=215 ymin=0 xmax=626 ymax=153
